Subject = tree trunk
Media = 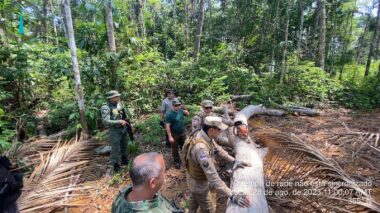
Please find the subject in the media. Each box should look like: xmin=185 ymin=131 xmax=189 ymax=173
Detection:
xmin=135 ymin=0 xmax=146 ymax=37
xmin=184 ymin=0 xmax=189 ymax=60
xmin=63 ymin=0 xmax=90 ymax=138
xmin=297 ymin=0 xmax=304 ymax=53
xmin=0 ymin=9 xmax=8 ymax=46
xmin=270 ymin=0 xmax=280 ymax=72
xmin=226 ymin=105 xmax=270 ymax=213
xmin=51 ymin=0 xmax=59 ymax=45
xmin=365 ymin=1 xmax=380 ymax=77
xmin=259 ymin=0 xmax=268 ymax=51
xmin=43 ymin=0 xmax=51 ymax=43
xmin=280 ymin=3 xmax=290 ymax=85
xmin=104 ymin=0 xmax=117 ymax=86
xmin=317 ymin=0 xmax=326 ymax=70
xmin=193 ymin=0 xmax=205 ymax=62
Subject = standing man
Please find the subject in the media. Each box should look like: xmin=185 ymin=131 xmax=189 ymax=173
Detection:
xmin=192 ymin=100 xmax=233 ymax=132
xmin=160 ymin=89 xmax=175 ymax=147
xmin=111 ymin=152 xmax=183 ymax=212
xmin=101 ymin=90 xmax=131 ymax=173
xmin=165 ymin=98 xmax=189 ymax=169
xmin=183 ymin=116 xmax=251 ymax=212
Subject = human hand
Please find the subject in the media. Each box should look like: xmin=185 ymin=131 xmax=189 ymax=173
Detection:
xmin=119 ymin=120 xmax=127 ymax=126
xmin=231 ymin=193 xmax=250 ymax=208
xmin=169 ymin=136 xmax=175 ymax=144
xmin=233 ymin=160 xmax=252 ymax=170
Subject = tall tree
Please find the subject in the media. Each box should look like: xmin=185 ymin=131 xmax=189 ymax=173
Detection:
xmin=297 ymin=0 xmax=304 ymax=53
xmin=280 ymin=2 xmax=290 ymax=85
xmin=184 ymin=0 xmax=189 ymax=60
xmin=317 ymin=0 xmax=327 ymax=70
xmin=43 ymin=0 xmax=51 ymax=42
xmin=270 ymin=0 xmax=280 ymax=72
xmin=193 ymin=0 xmax=205 ymax=62
xmin=62 ymin=0 xmax=90 ymax=138
xmin=104 ymin=0 xmax=117 ymax=86
xmin=365 ymin=1 xmax=380 ymax=77
xmin=135 ymin=0 xmax=145 ymax=37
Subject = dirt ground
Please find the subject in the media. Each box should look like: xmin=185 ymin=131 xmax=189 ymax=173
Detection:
xmin=64 ymin=107 xmax=380 ymax=212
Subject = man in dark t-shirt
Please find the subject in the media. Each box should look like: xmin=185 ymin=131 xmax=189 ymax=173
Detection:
xmin=165 ymin=98 xmax=189 ymax=169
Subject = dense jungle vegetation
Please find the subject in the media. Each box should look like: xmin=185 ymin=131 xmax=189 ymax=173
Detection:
xmin=0 ymin=0 xmax=380 ymax=151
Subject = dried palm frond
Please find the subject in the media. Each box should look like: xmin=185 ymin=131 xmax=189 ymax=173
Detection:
xmin=327 ymin=130 xmax=380 ymax=157
xmin=5 ymin=131 xmax=69 ymax=167
xmin=254 ymin=128 xmax=380 ymax=212
xmin=17 ymin=137 xmax=102 ymax=213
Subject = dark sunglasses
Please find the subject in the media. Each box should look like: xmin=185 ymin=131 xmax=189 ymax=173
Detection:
xmin=174 ymin=104 xmax=181 ymax=107
xmin=204 ymin=106 xmax=213 ymax=110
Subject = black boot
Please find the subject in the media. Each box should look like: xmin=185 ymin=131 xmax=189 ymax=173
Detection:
xmin=121 ymin=157 xmax=129 ymax=165
xmin=113 ymin=163 xmax=121 ymax=173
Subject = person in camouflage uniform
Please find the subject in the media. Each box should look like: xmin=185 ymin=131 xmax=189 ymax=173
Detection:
xmin=182 ymin=116 xmax=251 ymax=213
xmin=191 ymin=100 xmax=233 ymax=133
xmin=101 ymin=90 xmax=131 ymax=173
xmin=111 ymin=152 xmax=183 ymax=213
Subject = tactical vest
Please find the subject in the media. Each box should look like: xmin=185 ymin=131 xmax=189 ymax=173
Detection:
xmin=182 ymin=136 xmax=214 ymax=181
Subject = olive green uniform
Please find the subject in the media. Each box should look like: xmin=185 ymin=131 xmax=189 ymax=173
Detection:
xmin=101 ymin=102 xmax=130 ymax=164
xmin=183 ymin=130 xmax=235 ymax=213
xmin=111 ymin=186 xmax=182 ymax=213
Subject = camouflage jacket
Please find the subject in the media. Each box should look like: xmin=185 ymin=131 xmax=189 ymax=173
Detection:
xmin=101 ymin=102 xmax=130 ymax=128
xmin=111 ymin=186 xmax=183 ymax=213
xmin=185 ymin=130 xmax=234 ymax=196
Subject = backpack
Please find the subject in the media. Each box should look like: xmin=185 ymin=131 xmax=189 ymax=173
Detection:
xmin=0 ymin=156 xmax=23 ymax=212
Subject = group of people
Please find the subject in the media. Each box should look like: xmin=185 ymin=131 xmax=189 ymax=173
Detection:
xmin=101 ymin=89 xmax=251 ymax=212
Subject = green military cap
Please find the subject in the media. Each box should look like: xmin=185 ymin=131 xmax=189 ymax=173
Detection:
xmin=172 ymin=98 xmax=181 ymax=105
xmin=106 ymin=90 xmax=121 ymax=99
xmin=201 ymin=100 xmax=214 ymax=107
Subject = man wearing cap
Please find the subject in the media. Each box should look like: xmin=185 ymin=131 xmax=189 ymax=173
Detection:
xmin=111 ymin=152 xmax=183 ymax=213
xmin=192 ymin=100 xmax=233 ymax=132
xmin=182 ymin=116 xmax=251 ymax=212
xmin=160 ymin=89 xmax=176 ymax=147
xmin=101 ymin=90 xmax=131 ymax=173
xmin=165 ymin=98 xmax=189 ymax=169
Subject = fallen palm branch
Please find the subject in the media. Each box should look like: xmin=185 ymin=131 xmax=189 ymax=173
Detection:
xmin=5 ymin=131 xmax=69 ymax=168
xmin=327 ymin=128 xmax=380 ymax=157
xmin=17 ymin=137 xmax=102 ymax=213
xmin=255 ymin=128 xmax=380 ymax=212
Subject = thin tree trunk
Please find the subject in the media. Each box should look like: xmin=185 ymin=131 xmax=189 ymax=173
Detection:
xmin=63 ymin=0 xmax=90 ymax=138
xmin=356 ymin=14 xmax=370 ymax=64
xmin=135 ymin=0 xmax=145 ymax=37
xmin=365 ymin=1 xmax=380 ymax=77
xmin=104 ymin=0 xmax=117 ymax=86
xmin=184 ymin=0 xmax=189 ymax=60
xmin=43 ymin=0 xmax=51 ymax=43
xmin=317 ymin=0 xmax=326 ymax=70
xmin=270 ymin=0 xmax=280 ymax=72
xmin=259 ymin=0 xmax=268 ymax=51
xmin=51 ymin=0 xmax=59 ymax=45
xmin=193 ymin=0 xmax=205 ymax=62
xmin=0 ymin=20 xmax=7 ymax=47
xmin=280 ymin=3 xmax=290 ymax=85
xmin=297 ymin=0 xmax=304 ymax=53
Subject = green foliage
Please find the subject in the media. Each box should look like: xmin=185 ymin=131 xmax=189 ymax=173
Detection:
xmin=338 ymin=76 xmax=380 ymax=109
xmin=134 ymin=114 xmax=164 ymax=146
xmin=109 ymin=172 xmax=123 ymax=187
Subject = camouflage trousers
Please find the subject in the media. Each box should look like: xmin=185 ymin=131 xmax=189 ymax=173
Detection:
xmin=109 ymin=127 xmax=128 ymax=164
xmin=188 ymin=191 xmax=214 ymax=213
